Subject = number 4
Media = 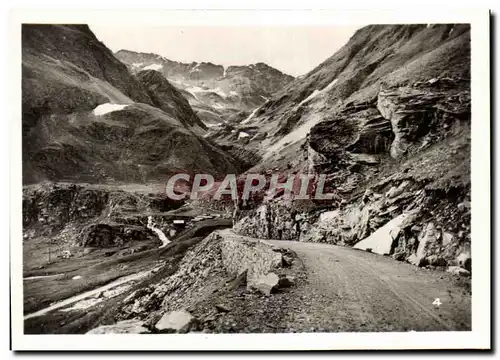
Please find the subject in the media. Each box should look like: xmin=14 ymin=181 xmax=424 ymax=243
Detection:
xmin=432 ymin=298 xmax=442 ymax=307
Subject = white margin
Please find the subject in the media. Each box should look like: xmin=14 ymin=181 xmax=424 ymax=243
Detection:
xmin=9 ymin=8 xmax=491 ymax=351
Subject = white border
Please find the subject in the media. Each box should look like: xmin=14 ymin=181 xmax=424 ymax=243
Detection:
xmin=10 ymin=8 xmax=491 ymax=351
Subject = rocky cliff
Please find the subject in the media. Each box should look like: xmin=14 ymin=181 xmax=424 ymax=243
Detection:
xmin=233 ymin=24 xmax=471 ymax=271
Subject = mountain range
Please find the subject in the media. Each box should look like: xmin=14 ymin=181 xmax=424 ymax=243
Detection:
xmin=115 ymin=49 xmax=294 ymax=125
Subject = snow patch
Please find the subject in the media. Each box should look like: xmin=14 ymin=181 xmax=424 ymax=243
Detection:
xmin=229 ymin=91 xmax=239 ymax=97
xmin=223 ymin=66 xmax=227 ymax=77
xmin=263 ymin=112 xmax=324 ymax=159
xmin=206 ymin=123 xmax=224 ymax=128
xmin=143 ymin=63 xmax=163 ymax=71
xmin=93 ymin=103 xmax=128 ymax=116
xmin=241 ymin=106 xmax=260 ymax=124
xmin=167 ymin=78 xmax=182 ymax=85
xmin=131 ymin=62 xmax=143 ymax=68
xmin=238 ymin=132 xmax=250 ymax=139
xmin=298 ymin=79 xmax=338 ymax=107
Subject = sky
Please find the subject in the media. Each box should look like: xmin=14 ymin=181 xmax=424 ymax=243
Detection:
xmin=90 ymin=25 xmax=360 ymax=77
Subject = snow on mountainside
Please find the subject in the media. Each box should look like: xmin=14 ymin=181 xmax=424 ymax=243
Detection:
xmin=114 ymin=50 xmax=294 ymax=125
xmin=22 ymin=25 xmax=243 ymax=184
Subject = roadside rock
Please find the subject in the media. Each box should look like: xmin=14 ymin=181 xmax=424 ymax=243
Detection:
xmin=425 ymin=254 xmax=447 ymax=267
xmin=392 ymin=251 xmax=406 ymax=261
xmin=86 ymin=320 xmax=150 ymax=334
xmin=278 ymin=275 xmax=295 ymax=288
xmin=446 ymin=266 xmax=471 ymax=277
xmin=155 ymin=310 xmax=198 ymax=333
xmin=251 ymin=272 xmax=280 ymax=295
xmin=456 ymin=252 xmax=471 ymax=271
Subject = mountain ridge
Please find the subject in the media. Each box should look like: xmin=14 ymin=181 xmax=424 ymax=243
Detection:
xmin=22 ymin=25 xmax=244 ymax=184
xmin=115 ymin=49 xmax=295 ymax=124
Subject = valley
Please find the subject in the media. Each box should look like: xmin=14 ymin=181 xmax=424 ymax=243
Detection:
xmin=21 ymin=23 xmax=471 ymax=335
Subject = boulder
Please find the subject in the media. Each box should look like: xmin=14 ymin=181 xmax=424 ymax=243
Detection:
xmin=86 ymin=320 xmax=149 ymax=334
xmin=155 ymin=310 xmax=197 ymax=333
xmin=446 ymin=266 xmax=471 ymax=277
xmin=252 ymin=272 xmax=280 ymax=295
xmin=226 ymin=270 xmax=248 ymax=290
xmin=425 ymin=254 xmax=447 ymax=267
xmin=457 ymin=252 xmax=471 ymax=271
xmin=407 ymin=253 xmax=426 ymax=267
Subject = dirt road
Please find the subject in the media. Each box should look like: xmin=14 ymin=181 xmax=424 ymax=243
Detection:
xmin=267 ymin=240 xmax=471 ymax=332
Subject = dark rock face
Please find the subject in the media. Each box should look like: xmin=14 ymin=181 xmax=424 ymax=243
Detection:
xmin=22 ymin=183 xmax=182 ymax=247
xmin=23 ymin=183 xmax=110 ymax=230
xmin=377 ymin=79 xmax=470 ymax=159
xmin=78 ymin=223 xmax=156 ymax=248
xmin=135 ymin=69 xmax=207 ymax=132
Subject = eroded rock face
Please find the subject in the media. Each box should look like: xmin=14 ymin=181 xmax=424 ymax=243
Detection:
xmin=78 ymin=223 xmax=156 ymax=248
xmin=22 ymin=182 xmax=184 ymax=253
xmin=377 ymin=81 xmax=470 ymax=159
xmin=234 ymin=201 xmax=317 ymax=241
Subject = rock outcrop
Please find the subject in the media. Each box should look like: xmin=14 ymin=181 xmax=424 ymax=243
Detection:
xmin=155 ymin=310 xmax=198 ymax=333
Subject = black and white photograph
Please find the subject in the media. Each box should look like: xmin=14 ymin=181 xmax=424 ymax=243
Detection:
xmin=9 ymin=8 xmax=490 ymax=351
